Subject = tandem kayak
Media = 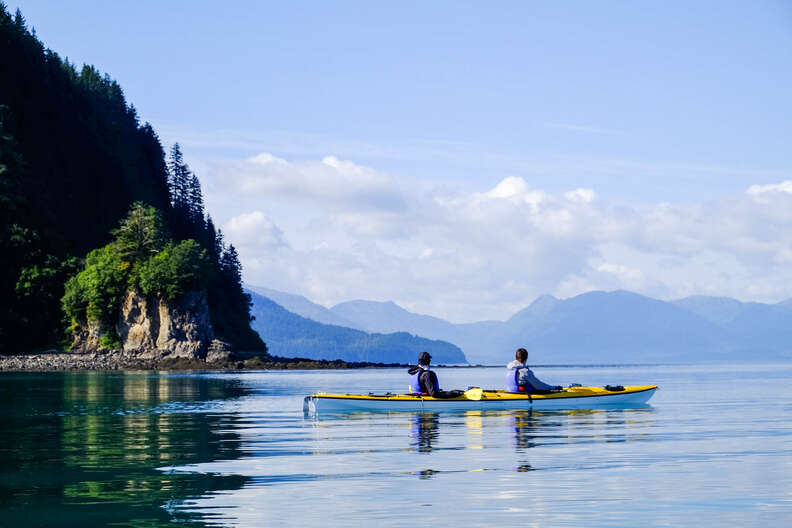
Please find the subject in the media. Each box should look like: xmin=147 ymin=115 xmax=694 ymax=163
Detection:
xmin=304 ymin=385 xmax=657 ymax=413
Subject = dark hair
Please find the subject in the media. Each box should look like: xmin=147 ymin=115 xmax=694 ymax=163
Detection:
xmin=418 ymin=351 xmax=432 ymax=366
xmin=515 ymin=348 xmax=528 ymax=362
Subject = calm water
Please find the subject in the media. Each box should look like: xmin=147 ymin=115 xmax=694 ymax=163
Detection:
xmin=1 ymin=364 xmax=791 ymax=527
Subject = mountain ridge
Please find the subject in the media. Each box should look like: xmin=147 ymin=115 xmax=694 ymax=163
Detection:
xmin=254 ymin=287 xmax=792 ymax=364
xmin=246 ymin=285 xmax=360 ymax=329
xmin=331 ymin=299 xmax=459 ymax=338
xmin=247 ymin=290 xmax=467 ymax=364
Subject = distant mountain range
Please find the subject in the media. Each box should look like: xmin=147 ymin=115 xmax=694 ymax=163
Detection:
xmin=246 ymin=290 xmax=467 ymax=364
xmin=248 ymin=286 xmax=792 ymax=364
xmin=247 ymin=286 xmax=359 ymax=328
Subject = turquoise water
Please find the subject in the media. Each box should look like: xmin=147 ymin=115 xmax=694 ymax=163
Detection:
xmin=1 ymin=364 xmax=791 ymax=527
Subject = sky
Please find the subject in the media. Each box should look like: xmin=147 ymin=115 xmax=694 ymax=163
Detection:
xmin=12 ymin=1 xmax=792 ymax=322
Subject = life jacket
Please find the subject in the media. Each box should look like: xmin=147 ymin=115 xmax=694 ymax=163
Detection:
xmin=409 ymin=371 xmax=423 ymax=393
xmin=409 ymin=369 xmax=440 ymax=394
xmin=506 ymin=368 xmax=522 ymax=393
xmin=506 ymin=367 xmax=535 ymax=393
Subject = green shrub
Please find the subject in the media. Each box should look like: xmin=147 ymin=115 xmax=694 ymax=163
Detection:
xmin=61 ymin=276 xmax=88 ymax=322
xmin=99 ymin=332 xmax=122 ymax=350
xmin=61 ymin=245 xmax=126 ymax=325
xmin=138 ymin=239 xmax=210 ymax=300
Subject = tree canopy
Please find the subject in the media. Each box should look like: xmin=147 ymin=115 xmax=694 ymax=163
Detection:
xmin=112 ymin=202 xmax=168 ymax=263
xmin=1 ymin=4 xmax=266 ymax=353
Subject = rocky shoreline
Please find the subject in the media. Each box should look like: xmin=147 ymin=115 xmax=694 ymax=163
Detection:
xmin=0 ymin=350 xmax=409 ymax=372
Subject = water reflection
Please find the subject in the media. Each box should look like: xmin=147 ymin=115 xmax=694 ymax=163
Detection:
xmin=409 ymin=412 xmax=439 ymax=453
xmin=2 ymin=370 xmax=664 ymax=528
xmin=0 ymin=372 xmax=251 ymax=527
xmin=318 ymin=406 xmax=656 ymax=462
xmin=510 ymin=410 xmax=538 ymax=451
xmin=132 ymin=365 xmax=792 ymax=528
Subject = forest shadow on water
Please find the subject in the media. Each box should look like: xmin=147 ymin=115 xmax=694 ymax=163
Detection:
xmin=0 ymin=372 xmax=253 ymax=527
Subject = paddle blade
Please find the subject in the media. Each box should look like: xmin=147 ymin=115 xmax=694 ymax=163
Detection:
xmin=464 ymin=387 xmax=483 ymax=401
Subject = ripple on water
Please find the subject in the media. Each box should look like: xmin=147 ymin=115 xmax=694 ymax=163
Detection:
xmin=2 ymin=365 xmax=792 ymax=527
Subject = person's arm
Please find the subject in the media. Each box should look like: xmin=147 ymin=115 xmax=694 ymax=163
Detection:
xmin=519 ymin=368 xmax=561 ymax=391
xmin=422 ymin=371 xmax=457 ymax=398
xmin=422 ymin=370 xmax=440 ymax=396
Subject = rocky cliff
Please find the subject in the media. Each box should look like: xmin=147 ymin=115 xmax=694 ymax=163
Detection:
xmin=70 ymin=290 xmax=233 ymax=362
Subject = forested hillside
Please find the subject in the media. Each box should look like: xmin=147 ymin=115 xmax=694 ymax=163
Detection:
xmin=0 ymin=6 xmax=264 ymax=353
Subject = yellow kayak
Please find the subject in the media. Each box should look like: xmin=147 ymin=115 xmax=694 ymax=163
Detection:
xmin=305 ymin=385 xmax=657 ymax=413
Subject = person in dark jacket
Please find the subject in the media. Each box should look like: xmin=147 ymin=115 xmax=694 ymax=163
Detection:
xmin=407 ymin=352 xmax=454 ymax=398
xmin=506 ymin=348 xmax=563 ymax=393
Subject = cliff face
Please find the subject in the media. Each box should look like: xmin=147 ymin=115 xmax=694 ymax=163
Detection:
xmin=71 ymin=290 xmax=227 ymax=361
xmin=119 ymin=291 xmax=213 ymax=359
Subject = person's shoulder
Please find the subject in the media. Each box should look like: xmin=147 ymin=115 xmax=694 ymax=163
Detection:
xmin=506 ymin=360 xmax=522 ymax=369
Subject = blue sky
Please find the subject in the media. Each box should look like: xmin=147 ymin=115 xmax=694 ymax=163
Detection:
xmin=12 ymin=1 xmax=792 ymax=320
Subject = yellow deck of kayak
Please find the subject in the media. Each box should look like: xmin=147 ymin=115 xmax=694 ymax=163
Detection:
xmin=313 ymin=385 xmax=658 ymax=402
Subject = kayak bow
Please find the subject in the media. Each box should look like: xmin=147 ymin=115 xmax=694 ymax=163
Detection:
xmin=304 ymin=385 xmax=657 ymax=413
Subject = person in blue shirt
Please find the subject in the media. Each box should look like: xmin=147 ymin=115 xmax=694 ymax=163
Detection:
xmin=506 ymin=348 xmax=563 ymax=393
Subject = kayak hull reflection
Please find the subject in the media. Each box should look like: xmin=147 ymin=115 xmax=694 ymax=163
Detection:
xmin=305 ymin=385 xmax=657 ymax=413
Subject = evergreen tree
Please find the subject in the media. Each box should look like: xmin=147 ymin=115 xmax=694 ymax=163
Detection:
xmin=167 ymin=143 xmax=192 ymax=239
xmin=167 ymin=143 xmax=190 ymax=210
xmin=13 ymin=8 xmax=24 ymax=28
xmin=207 ymin=241 xmax=266 ymax=350
xmin=187 ymin=173 xmax=206 ymax=233
xmin=220 ymin=245 xmax=243 ymax=286
xmin=203 ymin=216 xmax=220 ymax=261
xmin=214 ymin=228 xmax=225 ymax=259
xmin=0 ymin=4 xmax=266 ymax=353
xmin=111 ymin=202 xmax=167 ymax=263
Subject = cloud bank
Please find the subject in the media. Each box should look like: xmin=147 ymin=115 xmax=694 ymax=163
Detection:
xmin=211 ymin=152 xmax=792 ymax=322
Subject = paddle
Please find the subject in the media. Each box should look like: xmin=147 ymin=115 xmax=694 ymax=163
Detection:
xmin=464 ymin=387 xmax=483 ymax=400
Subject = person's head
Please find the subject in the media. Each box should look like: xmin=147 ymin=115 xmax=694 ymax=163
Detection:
xmin=418 ymin=351 xmax=432 ymax=366
xmin=515 ymin=348 xmax=528 ymax=363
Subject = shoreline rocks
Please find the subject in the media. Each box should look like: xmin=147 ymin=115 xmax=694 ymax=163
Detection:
xmin=0 ymin=349 xmax=409 ymax=371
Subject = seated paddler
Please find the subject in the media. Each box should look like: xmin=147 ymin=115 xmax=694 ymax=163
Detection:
xmin=506 ymin=348 xmax=563 ymax=394
xmin=407 ymin=352 xmax=455 ymax=398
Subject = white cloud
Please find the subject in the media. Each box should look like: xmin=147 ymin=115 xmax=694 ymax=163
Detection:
xmin=208 ymin=153 xmax=792 ymax=322
xmin=564 ymin=188 xmax=597 ymax=203
xmin=224 ymin=152 xmax=406 ymax=212
xmin=592 ymin=262 xmax=647 ymax=292
xmin=746 ymin=180 xmax=792 ymax=197
xmin=224 ymin=211 xmax=288 ymax=250
xmin=484 ymin=176 xmax=530 ymax=199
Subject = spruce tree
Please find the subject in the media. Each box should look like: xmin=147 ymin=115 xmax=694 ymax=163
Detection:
xmin=220 ymin=244 xmax=243 ymax=287
xmin=111 ymin=202 xmax=167 ymax=262
xmin=187 ymin=173 xmax=205 ymax=234
xmin=203 ymin=216 xmax=219 ymax=260
xmin=167 ymin=143 xmax=189 ymax=211
xmin=214 ymin=228 xmax=225 ymax=261
xmin=167 ymin=143 xmax=191 ymax=239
